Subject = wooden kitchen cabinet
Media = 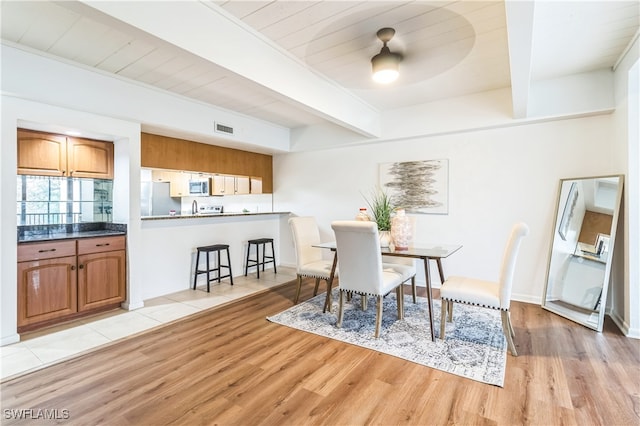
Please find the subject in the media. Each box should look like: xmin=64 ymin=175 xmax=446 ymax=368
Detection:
xmin=17 ymin=240 xmax=78 ymax=328
xmin=152 ymin=170 xmax=190 ymax=196
xmin=212 ymin=175 xmax=234 ymax=195
xmin=212 ymin=175 xmax=250 ymax=195
xmin=17 ymin=129 xmax=67 ymax=176
xmin=77 ymin=236 xmax=126 ymax=312
xmin=235 ymin=176 xmax=250 ymax=194
xmin=17 ymin=235 xmax=126 ymax=331
xmin=66 ymin=137 xmax=114 ymax=179
xmin=18 ymin=129 xmax=114 ymax=179
xmin=141 ymin=132 xmax=273 ymax=193
xmin=250 ymin=177 xmax=262 ymax=194
xmin=168 ymin=173 xmax=191 ymax=197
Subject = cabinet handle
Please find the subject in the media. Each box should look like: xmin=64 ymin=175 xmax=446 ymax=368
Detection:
xmin=71 ymin=265 xmax=76 ymax=271
xmin=79 ymin=264 xmax=84 ymax=269
xmin=38 ymin=248 xmax=57 ymax=253
xmin=96 ymin=243 xmax=110 ymax=247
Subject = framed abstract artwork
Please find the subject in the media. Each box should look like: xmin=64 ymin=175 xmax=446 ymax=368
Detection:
xmin=379 ymin=159 xmax=449 ymax=214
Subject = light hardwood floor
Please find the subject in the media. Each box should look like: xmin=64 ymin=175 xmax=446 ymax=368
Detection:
xmin=1 ymin=279 xmax=638 ymax=425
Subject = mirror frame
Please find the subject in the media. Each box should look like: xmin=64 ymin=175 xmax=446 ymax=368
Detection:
xmin=541 ymin=174 xmax=624 ymax=331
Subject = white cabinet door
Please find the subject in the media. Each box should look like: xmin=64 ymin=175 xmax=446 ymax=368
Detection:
xmin=235 ymin=177 xmax=250 ymax=194
xmin=250 ymin=178 xmax=262 ymax=194
xmin=212 ymin=175 xmax=235 ymax=195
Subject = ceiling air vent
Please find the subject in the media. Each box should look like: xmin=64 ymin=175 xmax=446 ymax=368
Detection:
xmin=215 ymin=122 xmax=234 ymax=135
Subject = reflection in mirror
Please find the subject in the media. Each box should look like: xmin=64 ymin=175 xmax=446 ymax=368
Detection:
xmin=542 ymin=175 xmax=624 ymax=331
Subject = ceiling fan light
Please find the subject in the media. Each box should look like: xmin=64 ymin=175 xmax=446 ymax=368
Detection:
xmin=371 ymin=28 xmax=401 ymax=84
xmin=371 ymin=50 xmax=400 ymax=84
xmin=372 ymin=68 xmax=399 ymax=84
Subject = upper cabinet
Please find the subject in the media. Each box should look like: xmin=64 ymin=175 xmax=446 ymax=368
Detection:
xmin=212 ymin=175 xmax=250 ymax=195
xmin=250 ymin=177 xmax=262 ymax=194
xmin=18 ymin=129 xmax=114 ymax=179
xmin=66 ymin=137 xmax=114 ymax=179
xmin=141 ymin=132 xmax=273 ymax=193
xmin=152 ymin=170 xmax=191 ymax=197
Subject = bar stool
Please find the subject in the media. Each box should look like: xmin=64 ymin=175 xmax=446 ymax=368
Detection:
xmin=193 ymin=244 xmax=233 ymax=292
xmin=244 ymin=238 xmax=276 ymax=279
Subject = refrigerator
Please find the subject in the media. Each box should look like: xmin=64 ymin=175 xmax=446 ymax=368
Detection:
xmin=141 ymin=181 xmax=182 ymax=216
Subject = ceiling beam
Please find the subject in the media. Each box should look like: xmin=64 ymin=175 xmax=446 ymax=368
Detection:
xmin=78 ymin=0 xmax=381 ymax=137
xmin=505 ymin=1 xmax=536 ymax=119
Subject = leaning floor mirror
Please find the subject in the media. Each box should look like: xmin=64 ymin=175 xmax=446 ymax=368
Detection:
xmin=542 ymin=175 xmax=624 ymax=331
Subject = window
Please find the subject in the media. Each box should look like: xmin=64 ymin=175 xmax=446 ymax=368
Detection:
xmin=17 ymin=176 xmax=113 ymax=225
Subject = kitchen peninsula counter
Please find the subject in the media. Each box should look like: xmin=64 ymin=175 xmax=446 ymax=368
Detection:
xmin=141 ymin=211 xmax=290 ymax=221
xmin=138 ymin=211 xmax=290 ymax=300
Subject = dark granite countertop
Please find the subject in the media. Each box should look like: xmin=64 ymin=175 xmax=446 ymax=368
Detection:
xmin=18 ymin=223 xmax=127 ymax=243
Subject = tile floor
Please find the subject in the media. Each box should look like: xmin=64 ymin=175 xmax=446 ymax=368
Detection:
xmin=0 ymin=266 xmax=297 ymax=381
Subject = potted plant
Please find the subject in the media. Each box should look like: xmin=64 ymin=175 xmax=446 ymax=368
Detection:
xmin=364 ymin=188 xmax=394 ymax=246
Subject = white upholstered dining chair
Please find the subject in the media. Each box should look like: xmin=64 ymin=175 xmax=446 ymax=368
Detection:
xmin=331 ymin=220 xmax=406 ymax=338
xmin=382 ymin=256 xmax=417 ymax=302
xmin=439 ymin=222 xmax=529 ymax=356
xmin=289 ymin=216 xmax=336 ymax=310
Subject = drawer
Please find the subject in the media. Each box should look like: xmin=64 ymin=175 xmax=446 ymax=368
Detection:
xmin=18 ymin=240 xmax=77 ymax=262
xmin=78 ymin=235 xmax=126 ymax=255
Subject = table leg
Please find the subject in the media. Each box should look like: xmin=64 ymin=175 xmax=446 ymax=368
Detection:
xmin=423 ymin=257 xmax=435 ymax=341
xmin=323 ymin=251 xmax=338 ymax=313
xmin=435 ymin=258 xmax=445 ymax=284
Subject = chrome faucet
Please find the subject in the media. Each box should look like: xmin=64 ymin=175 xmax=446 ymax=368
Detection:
xmin=192 ymin=200 xmax=198 ymax=215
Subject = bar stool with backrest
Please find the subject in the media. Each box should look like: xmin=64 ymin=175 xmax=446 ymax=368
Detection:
xmin=244 ymin=238 xmax=276 ymax=279
xmin=193 ymin=244 xmax=233 ymax=292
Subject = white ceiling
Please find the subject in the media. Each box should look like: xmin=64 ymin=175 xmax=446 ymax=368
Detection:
xmin=1 ymin=1 xmax=638 ymax=136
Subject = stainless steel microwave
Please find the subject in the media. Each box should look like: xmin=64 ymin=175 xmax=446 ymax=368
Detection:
xmin=188 ymin=179 xmax=210 ymax=196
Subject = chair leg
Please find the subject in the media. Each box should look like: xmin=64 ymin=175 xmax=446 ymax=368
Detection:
xmin=256 ymin=243 xmax=261 ymax=278
xmin=205 ymin=252 xmax=211 ymax=293
xmin=270 ymin=240 xmax=277 ymax=274
xmin=294 ymin=275 xmax=303 ymax=304
xmin=337 ymin=290 xmax=345 ymax=328
xmin=323 ymin=279 xmax=332 ymax=314
xmin=313 ymin=278 xmax=320 ymax=296
xmin=375 ymin=295 xmax=383 ymax=338
xmin=501 ymin=310 xmax=518 ymax=356
xmin=244 ymin=243 xmax=250 ymax=276
xmin=361 ymin=295 xmax=367 ymax=311
xmin=216 ymin=250 xmax=222 ymax=283
xmin=396 ymin=285 xmax=404 ymax=320
xmin=507 ymin=311 xmax=516 ymax=338
xmin=226 ymin=248 xmax=234 ymax=286
xmin=193 ymin=250 xmax=200 ymax=290
xmin=440 ymin=299 xmax=447 ymax=340
xmin=411 ymin=276 xmax=416 ymax=303
xmin=447 ymin=300 xmax=453 ymax=322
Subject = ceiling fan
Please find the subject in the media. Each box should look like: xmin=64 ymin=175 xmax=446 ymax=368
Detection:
xmin=371 ymin=27 xmax=403 ymax=84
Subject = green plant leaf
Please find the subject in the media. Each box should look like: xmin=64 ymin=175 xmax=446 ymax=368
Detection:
xmin=363 ymin=188 xmax=394 ymax=231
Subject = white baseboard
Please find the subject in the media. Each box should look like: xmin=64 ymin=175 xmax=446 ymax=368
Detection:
xmin=609 ymin=310 xmax=640 ymax=339
xmin=1 ymin=333 xmax=21 ymax=346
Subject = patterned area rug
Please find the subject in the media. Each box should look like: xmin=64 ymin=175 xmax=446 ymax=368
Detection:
xmin=267 ymin=290 xmax=507 ymax=386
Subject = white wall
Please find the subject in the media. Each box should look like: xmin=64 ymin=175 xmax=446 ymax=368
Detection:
xmin=274 ymin=114 xmax=618 ymax=306
xmin=611 ymin=33 xmax=640 ymax=338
